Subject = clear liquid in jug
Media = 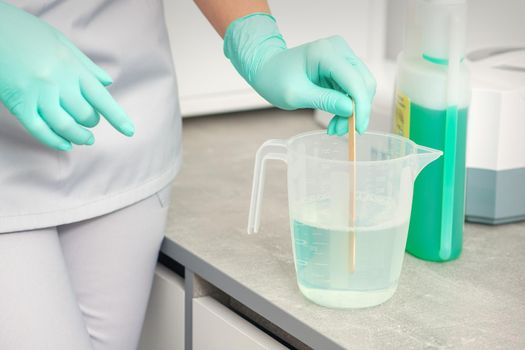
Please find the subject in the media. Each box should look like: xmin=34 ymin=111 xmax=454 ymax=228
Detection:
xmin=291 ymin=213 xmax=409 ymax=308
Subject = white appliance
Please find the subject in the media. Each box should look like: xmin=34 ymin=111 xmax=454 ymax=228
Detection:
xmin=464 ymin=48 xmax=525 ymax=224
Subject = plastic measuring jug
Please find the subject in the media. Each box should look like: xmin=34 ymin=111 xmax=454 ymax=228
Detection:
xmin=248 ymin=131 xmax=442 ymax=308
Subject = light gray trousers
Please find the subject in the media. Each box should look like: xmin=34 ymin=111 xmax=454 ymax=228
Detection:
xmin=0 ymin=187 xmax=171 ymax=350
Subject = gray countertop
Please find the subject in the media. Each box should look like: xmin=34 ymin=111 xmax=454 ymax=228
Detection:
xmin=162 ymin=108 xmax=525 ymax=349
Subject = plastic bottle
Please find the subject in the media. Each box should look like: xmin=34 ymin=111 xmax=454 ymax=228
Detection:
xmin=393 ymin=0 xmax=471 ymax=262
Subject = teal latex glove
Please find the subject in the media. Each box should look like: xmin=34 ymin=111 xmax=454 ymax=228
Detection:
xmin=224 ymin=13 xmax=376 ymax=135
xmin=0 ymin=1 xmax=134 ymax=151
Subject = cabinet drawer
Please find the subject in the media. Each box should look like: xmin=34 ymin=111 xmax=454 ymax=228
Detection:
xmin=193 ymin=297 xmax=287 ymax=350
xmin=139 ymin=264 xmax=185 ymax=350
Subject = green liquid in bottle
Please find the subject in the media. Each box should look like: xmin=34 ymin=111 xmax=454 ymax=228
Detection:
xmin=407 ymin=103 xmax=468 ymax=262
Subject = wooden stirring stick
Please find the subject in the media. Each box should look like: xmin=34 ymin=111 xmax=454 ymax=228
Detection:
xmin=348 ymin=108 xmax=356 ymax=273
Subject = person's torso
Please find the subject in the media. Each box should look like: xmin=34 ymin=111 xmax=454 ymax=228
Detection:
xmin=0 ymin=0 xmax=182 ymax=232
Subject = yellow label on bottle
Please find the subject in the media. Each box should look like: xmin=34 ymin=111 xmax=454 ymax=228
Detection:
xmin=394 ymin=91 xmax=410 ymax=137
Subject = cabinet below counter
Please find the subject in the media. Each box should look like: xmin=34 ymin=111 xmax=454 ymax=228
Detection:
xmin=139 ymin=264 xmax=286 ymax=350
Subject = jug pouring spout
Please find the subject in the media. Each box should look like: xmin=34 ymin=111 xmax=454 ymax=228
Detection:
xmin=413 ymin=145 xmax=442 ymax=177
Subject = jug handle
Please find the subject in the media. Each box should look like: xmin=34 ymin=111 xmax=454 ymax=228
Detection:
xmin=247 ymin=139 xmax=288 ymax=234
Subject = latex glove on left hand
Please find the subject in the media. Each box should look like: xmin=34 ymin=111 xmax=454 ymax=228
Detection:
xmin=224 ymin=13 xmax=376 ymax=135
xmin=0 ymin=1 xmax=134 ymax=151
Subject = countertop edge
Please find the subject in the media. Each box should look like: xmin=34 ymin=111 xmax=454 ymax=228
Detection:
xmin=160 ymin=237 xmax=345 ymax=350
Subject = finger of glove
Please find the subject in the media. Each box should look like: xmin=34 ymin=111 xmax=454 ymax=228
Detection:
xmin=335 ymin=115 xmax=350 ymax=136
xmin=57 ymin=32 xmax=113 ymax=86
xmin=80 ymin=75 xmax=135 ymax=136
xmin=350 ymin=59 xmax=377 ymax=100
xmin=13 ymin=102 xmax=72 ymax=151
xmin=326 ymin=35 xmax=356 ymax=59
xmin=327 ymin=36 xmax=376 ymax=100
xmin=60 ymin=85 xmax=100 ymax=128
xmin=327 ymin=115 xmax=350 ymax=136
xmin=327 ymin=116 xmax=338 ymax=135
xmin=327 ymin=57 xmax=372 ymax=134
xmin=38 ymin=89 xmax=94 ymax=145
xmin=295 ymin=82 xmax=353 ymax=117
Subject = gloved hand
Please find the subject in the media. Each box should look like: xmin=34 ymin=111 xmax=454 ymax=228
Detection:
xmin=224 ymin=13 xmax=376 ymax=135
xmin=0 ymin=1 xmax=134 ymax=151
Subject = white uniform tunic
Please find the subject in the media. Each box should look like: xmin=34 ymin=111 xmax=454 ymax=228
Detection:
xmin=0 ymin=0 xmax=182 ymax=232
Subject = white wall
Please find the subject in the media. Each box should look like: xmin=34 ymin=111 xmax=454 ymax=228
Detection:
xmin=385 ymin=0 xmax=525 ymax=60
